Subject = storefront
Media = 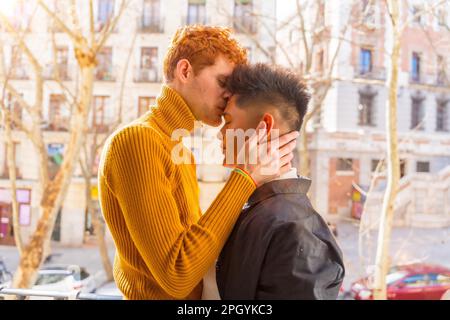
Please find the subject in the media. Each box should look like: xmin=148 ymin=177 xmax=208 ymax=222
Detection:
xmin=0 ymin=188 xmax=32 ymax=246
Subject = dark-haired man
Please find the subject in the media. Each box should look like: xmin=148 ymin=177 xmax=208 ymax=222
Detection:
xmin=211 ymin=64 xmax=345 ymax=300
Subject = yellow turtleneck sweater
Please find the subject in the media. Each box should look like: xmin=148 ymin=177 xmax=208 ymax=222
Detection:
xmin=98 ymin=85 xmax=256 ymax=300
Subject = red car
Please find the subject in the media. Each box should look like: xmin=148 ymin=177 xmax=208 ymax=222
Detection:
xmin=350 ymin=263 xmax=450 ymax=300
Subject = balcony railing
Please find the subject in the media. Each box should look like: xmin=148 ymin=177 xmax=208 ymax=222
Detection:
xmin=95 ymin=67 xmax=116 ymax=82
xmin=9 ymin=67 xmax=29 ymax=80
xmin=137 ymin=17 xmax=164 ymax=33
xmin=355 ymin=66 xmax=386 ymax=80
xmin=0 ymin=168 xmax=22 ymax=180
xmin=43 ymin=64 xmax=71 ymax=81
xmin=232 ymin=16 xmax=257 ymax=34
xmin=134 ymin=67 xmax=159 ymax=83
xmin=181 ymin=15 xmax=208 ymax=26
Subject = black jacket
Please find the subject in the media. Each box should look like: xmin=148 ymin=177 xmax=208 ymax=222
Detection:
xmin=216 ymin=177 xmax=345 ymax=300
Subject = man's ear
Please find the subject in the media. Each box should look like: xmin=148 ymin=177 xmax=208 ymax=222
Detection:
xmin=262 ymin=113 xmax=274 ymax=135
xmin=175 ymin=59 xmax=192 ymax=83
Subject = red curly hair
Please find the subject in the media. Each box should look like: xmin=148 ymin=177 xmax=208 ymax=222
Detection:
xmin=163 ymin=25 xmax=248 ymax=82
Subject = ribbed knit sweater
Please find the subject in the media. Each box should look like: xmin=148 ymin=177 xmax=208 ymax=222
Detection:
xmin=98 ymin=85 xmax=256 ymax=299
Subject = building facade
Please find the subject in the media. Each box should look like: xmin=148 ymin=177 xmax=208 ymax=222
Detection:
xmin=1 ymin=0 xmax=449 ymax=248
xmin=0 ymin=0 xmax=276 ymax=246
xmin=277 ymin=0 xmax=450 ymax=227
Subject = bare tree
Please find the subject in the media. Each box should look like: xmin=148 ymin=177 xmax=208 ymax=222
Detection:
xmin=372 ymin=0 xmax=449 ymax=300
xmin=0 ymin=0 xmax=129 ymax=293
xmin=78 ymin=28 xmax=138 ymax=282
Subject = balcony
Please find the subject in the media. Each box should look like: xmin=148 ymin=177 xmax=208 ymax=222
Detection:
xmin=436 ymin=72 xmax=448 ymax=87
xmin=355 ymin=66 xmax=386 ymax=80
xmin=43 ymin=65 xmax=71 ymax=81
xmin=9 ymin=67 xmax=29 ymax=80
xmin=231 ymin=16 xmax=257 ymax=34
xmin=137 ymin=17 xmax=164 ymax=33
xmin=0 ymin=168 xmax=22 ymax=180
xmin=95 ymin=19 xmax=118 ymax=33
xmin=134 ymin=68 xmax=159 ymax=83
xmin=181 ymin=15 xmax=208 ymax=26
xmin=95 ymin=67 xmax=116 ymax=82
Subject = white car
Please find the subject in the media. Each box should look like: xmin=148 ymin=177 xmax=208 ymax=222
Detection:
xmin=33 ymin=265 xmax=96 ymax=293
xmin=1 ymin=264 xmax=96 ymax=299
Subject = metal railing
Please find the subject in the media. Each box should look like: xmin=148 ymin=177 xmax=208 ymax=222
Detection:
xmin=0 ymin=287 xmax=123 ymax=300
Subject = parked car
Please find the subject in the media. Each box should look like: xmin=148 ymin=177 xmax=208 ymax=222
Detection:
xmin=0 ymin=258 xmax=12 ymax=285
xmin=1 ymin=264 xmax=96 ymax=299
xmin=33 ymin=264 xmax=96 ymax=293
xmin=350 ymin=263 xmax=450 ymax=300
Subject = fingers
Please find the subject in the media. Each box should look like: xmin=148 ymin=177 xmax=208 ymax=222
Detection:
xmin=246 ymin=121 xmax=267 ymax=155
xmin=277 ymin=130 xmax=299 ymax=148
xmin=278 ymin=139 xmax=297 ymax=159
xmin=279 ymin=152 xmax=294 ymax=168
xmin=279 ymin=161 xmax=293 ymax=176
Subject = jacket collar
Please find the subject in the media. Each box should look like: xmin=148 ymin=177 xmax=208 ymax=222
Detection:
xmin=149 ymin=85 xmax=196 ymax=136
xmin=246 ymin=177 xmax=312 ymax=208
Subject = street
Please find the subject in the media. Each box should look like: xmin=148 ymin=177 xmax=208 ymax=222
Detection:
xmin=1 ymin=221 xmax=449 ymax=293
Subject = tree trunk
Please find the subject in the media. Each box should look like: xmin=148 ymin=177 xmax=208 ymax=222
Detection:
xmin=10 ymin=66 xmax=95 ymax=293
xmin=372 ymin=0 xmax=401 ymax=300
xmin=84 ymin=174 xmax=113 ymax=281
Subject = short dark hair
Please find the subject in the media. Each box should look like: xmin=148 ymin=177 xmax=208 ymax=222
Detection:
xmin=226 ymin=63 xmax=310 ymax=131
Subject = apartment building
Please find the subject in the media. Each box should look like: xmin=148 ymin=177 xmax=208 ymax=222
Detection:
xmin=0 ymin=0 xmax=276 ymax=246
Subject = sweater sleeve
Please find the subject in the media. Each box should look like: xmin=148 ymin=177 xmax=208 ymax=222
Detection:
xmin=103 ymin=126 xmax=255 ymax=298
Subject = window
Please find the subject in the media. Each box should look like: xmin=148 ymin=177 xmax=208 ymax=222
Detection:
xmin=436 ymin=100 xmax=448 ymax=132
xmin=10 ymin=46 xmax=28 ymax=80
xmin=48 ymin=94 xmax=69 ymax=131
xmin=48 ymin=1 xmax=66 ymax=32
xmin=141 ymin=0 xmax=162 ymax=32
xmin=371 ymin=159 xmax=385 ymax=173
xmin=136 ymin=47 xmax=158 ymax=82
xmin=359 ymin=48 xmax=373 ymax=75
xmin=337 ymin=158 xmax=353 ymax=172
xmin=2 ymin=143 xmax=21 ymax=179
xmin=358 ymin=93 xmax=375 ymax=126
xmin=47 ymin=143 xmax=64 ymax=179
xmin=438 ymin=9 xmax=447 ymax=27
xmin=234 ymin=0 xmax=256 ymax=34
xmin=437 ymin=55 xmax=447 ymax=86
xmin=371 ymin=159 xmax=406 ymax=177
xmin=96 ymin=0 xmax=115 ymax=31
xmin=411 ymin=52 xmax=421 ymax=82
xmin=187 ymin=0 xmax=206 ymax=25
xmin=412 ymin=6 xmax=423 ymax=25
xmin=91 ymin=96 xmax=113 ymax=133
xmin=138 ymin=96 xmax=156 ymax=117
xmin=11 ymin=0 xmax=32 ymax=32
xmin=402 ymin=274 xmax=427 ymax=287
xmin=429 ymin=273 xmax=450 ymax=286
xmin=317 ymin=0 xmax=325 ymax=27
xmin=95 ymin=47 xmax=114 ymax=81
xmin=411 ymin=97 xmax=425 ymax=130
xmin=5 ymin=92 xmax=23 ymax=130
xmin=416 ymin=161 xmax=430 ymax=173
xmin=361 ymin=0 xmax=376 ymax=25
xmin=55 ymin=47 xmax=69 ymax=80
xmin=316 ymin=50 xmax=324 ymax=73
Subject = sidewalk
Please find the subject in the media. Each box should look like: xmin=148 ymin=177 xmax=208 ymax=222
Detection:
xmin=2 ymin=221 xmax=449 ymax=292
